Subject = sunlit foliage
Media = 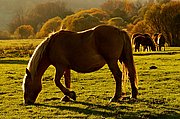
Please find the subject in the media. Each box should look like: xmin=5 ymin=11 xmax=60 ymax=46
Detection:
xmin=107 ymin=17 xmax=127 ymax=29
xmin=36 ymin=17 xmax=62 ymax=38
xmin=61 ymin=8 xmax=107 ymax=32
xmin=14 ymin=25 xmax=34 ymax=39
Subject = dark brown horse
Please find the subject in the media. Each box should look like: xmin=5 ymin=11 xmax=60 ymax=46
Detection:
xmin=133 ymin=34 xmax=156 ymax=52
xmin=22 ymin=25 xmax=138 ymax=105
xmin=153 ymin=33 xmax=166 ymax=51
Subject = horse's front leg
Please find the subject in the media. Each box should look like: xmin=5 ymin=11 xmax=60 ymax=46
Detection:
xmin=107 ymin=60 xmax=122 ymax=102
xmin=61 ymin=69 xmax=72 ymax=102
xmin=54 ymin=67 xmax=76 ymax=101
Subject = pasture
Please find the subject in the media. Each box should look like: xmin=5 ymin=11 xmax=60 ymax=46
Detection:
xmin=0 ymin=39 xmax=180 ymax=118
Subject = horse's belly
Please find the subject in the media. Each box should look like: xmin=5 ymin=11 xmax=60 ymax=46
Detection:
xmin=69 ymin=54 xmax=106 ymax=73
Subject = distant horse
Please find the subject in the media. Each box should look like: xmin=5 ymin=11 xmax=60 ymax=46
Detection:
xmin=22 ymin=25 xmax=138 ymax=105
xmin=133 ymin=34 xmax=156 ymax=52
xmin=157 ymin=33 xmax=166 ymax=51
xmin=131 ymin=33 xmax=143 ymax=41
xmin=131 ymin=33 xmax=143 ymax=52
xmin=153 ymin=33 xmax=166 ymax=51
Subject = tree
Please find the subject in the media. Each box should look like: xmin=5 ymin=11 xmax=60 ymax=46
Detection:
xmin=145 ymin=1 xmax=180 ymax=46
xmin=8 ymin=1 xmax=73 ymax=34
xmin=101 ymin=0 xmax=141 ymax=23
xmin=8 ymin=7 xmax=28 ymax=34
xmin=14 ymin=25 xmax=34 ymax=39
xmin=101 ymin=0 xmax=121 ymax=13
xmin=156 ymin=0 xmax=171 ymax=4
xmin=144 ymin=4 xmax=162 ymax=33
xmin=27 ymin=1 xmax=73 ymax=32
xmin=131 ymin=20 xmax=153 ymax=35
xmin=160 ymin=1 xmax=180 ymax=46
xmin=36 ymin=16 xmax=62 ymax=38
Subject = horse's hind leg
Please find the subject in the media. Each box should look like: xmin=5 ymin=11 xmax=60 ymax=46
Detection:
xmin=107 ymin=60 xmax=122 ymax=102
xmin=123 ymin=60 xmax=138 ymax=99
xmin=55 ymin=67 xmax=76 ymax=101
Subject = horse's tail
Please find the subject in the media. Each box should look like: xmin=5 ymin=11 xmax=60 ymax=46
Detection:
xmin=121 ymin=31 xmax=138 ymax=98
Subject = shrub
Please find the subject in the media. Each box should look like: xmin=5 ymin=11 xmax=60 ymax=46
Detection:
xmin=61 ymin=12 xmax=102 ymax=32
xmin=14 ymin=25 xmax=34 ymax=39
xmin=108 ymin=17 xmax=127 ymax=29
xmin=77 ymin=8 xmax=110 ymax=20
xmin=36 ymin=16 xmax=62 ymax=38
xmin=61 ymin=8 xmax=109 ymax=32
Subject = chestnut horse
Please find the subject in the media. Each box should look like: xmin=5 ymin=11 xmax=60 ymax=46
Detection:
xmin=22 ymin=25 xmax=138 ymax=105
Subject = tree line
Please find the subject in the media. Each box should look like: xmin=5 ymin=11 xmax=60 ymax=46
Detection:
xmin=0 ymin=0 xmax=179 ymax=46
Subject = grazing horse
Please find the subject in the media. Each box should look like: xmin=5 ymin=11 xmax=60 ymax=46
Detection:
xmin=153 ymin=33 xmax=166 ymax=51
xmin=22 ymin=25 xmax=138 ymax=105
xmin=157 ymin=33 xmax=166 ymax=51
xmin=133 ymin=34 xmax=156 ymax=52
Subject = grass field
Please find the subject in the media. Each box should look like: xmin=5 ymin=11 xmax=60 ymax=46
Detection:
xmin=0 ymin=39 xmax=180 ymax=118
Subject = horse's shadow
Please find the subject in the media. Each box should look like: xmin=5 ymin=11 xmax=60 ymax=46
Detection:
xmin=32 ymin=98 xmax=180 ymax=118
xmin=33 ymin=99 xmax=133 ymax=117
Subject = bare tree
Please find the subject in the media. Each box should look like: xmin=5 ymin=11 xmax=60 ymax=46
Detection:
xmin=8 ymin=1 xmax=73 ymax=34
xmin=8 ymin=7 xmax=27 ymax=33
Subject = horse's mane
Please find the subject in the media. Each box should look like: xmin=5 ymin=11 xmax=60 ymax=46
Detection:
xmin=27 ymin=37 xmax=50 ymax=78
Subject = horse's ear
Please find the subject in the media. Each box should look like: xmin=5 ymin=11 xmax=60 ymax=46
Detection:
xmin=26 ymin=68 xmax=31 ymax=78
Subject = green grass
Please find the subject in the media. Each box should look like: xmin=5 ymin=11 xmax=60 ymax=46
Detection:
xmin=0 ymin=39 xmax=180 ymax=118
xmin=0 ymin=39 xmax=42 ymax=58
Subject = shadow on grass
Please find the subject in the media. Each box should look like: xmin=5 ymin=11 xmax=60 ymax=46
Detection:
xmin=0 ymin=60 xmax=28 ymax=64
xmin=33 ymin=99 xmax=180 ymax=119
xmin=34 ymin=101 xmax=130 ymax=118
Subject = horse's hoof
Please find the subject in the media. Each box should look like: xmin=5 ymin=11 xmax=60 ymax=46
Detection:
xmin=122 ymin=96 xmax=130 ymax=100
xmin=130 ymin=97 xmax=137 ymax=101
xmin=61 ymin=95 xmax=71 ymax=102
xmin=69 ymin=91 xmax=76 ymax=101
xmin=109 ymin=97 xmax=120 ymax=102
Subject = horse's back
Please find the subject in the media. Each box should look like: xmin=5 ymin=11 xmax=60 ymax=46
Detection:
xmin=48 ymin=29 xmax=105 ymax=73
xmin=93 ymin=25 xmax=125 ymax=59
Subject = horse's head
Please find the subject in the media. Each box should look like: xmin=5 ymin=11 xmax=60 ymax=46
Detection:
xmin=22 ymin=68 xmax=41 ymax=105
xmin=151 ymin=41 xmax=156 ymax=51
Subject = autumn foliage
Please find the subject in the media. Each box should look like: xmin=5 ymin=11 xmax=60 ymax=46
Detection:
xmin=36 ymin=17 xmax=62 ymax=38
xmin=61 ymin=8 xmax=107 ymax=32
xmin=14 ymin=25 xmax=34 ymax=39
xmin=7 ymin=0 xmax=180 ymax=46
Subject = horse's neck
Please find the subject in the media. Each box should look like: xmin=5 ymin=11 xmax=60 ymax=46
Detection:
xmin=30 ymin=57 xmax=50 ymax=81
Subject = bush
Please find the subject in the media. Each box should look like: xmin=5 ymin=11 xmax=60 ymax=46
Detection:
xmin=36 ymin=16 xmax=62 ymax=38
xmin=62 ymin=8 xmax=109 ymax=32
xmin=61 ymin=10 xmax=103 ymax=32
xmin=77 ymin=8 xmax=109 ymax=21
xmin=14 ymin=25 xmax=34 ymax=39
xmin=108 ymin=17 xmax=127 ymax=29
